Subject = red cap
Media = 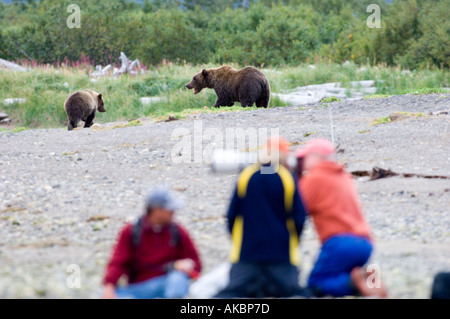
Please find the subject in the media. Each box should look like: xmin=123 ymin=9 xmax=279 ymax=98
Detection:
xmin=265 ymin=136 xmax=290 ymax=154
xmin=296 ymin=138 xmax=335 ymax=158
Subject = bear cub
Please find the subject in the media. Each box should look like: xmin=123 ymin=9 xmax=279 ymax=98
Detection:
xmin=64 ymin=90 xmax=105 ymax=131
xmin=186 ymin=65 xmax=270 ymax=108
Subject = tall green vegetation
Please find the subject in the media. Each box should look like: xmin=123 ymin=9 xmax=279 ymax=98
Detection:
xmin=0 ymin=63 xmax=447 ymax=128
xmin=0 ymin=0 xmax=448 ymax=69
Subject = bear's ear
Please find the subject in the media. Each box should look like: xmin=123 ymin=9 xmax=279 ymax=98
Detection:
xmin=202 ymin=69 xmax=208 ymax=77
xmin=98 ymin=93 xmax=102 ymax=100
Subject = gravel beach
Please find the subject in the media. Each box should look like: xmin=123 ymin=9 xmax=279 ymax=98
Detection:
xmin=0 ymin=93 xmax=449 ymax=299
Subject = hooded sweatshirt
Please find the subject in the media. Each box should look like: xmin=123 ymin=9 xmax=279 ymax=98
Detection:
xmin=299 ymin=161 xmax=372 ymax=244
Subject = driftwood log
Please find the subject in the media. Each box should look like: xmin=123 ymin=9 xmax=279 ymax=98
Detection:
xmin=351 ymin=166 xmax=450 ymax=181
xmin=90 ymin=64 xmax=112 ymax=78
xmin=112 ymin=52 xmax=142 ymax=77
xmin=0 ymin=58 xmax=27 ymax=72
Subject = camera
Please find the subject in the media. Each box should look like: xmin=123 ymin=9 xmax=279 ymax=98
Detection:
xmin=209 ymin=149 xmax=303 ymax=179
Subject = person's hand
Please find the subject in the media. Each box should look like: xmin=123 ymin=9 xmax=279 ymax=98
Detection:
xmin=102 ymin=283 xmax=117 ymax=299
xmin=174 ymin=258 xmax=195 ymax=274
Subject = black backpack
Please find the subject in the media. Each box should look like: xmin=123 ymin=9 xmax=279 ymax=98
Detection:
xmin=128 ymin=216 xmax=181 ymax=282
xmin=131 ymin=216 xmax=180 ymax=248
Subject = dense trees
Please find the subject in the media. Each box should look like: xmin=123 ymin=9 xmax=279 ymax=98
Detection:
xmin=0 ymin=0 xmax=448 ymax=69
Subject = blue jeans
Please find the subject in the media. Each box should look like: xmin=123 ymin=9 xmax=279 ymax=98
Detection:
xmin=307 ymin=234 xmax=373 ymax=297
xmin=116 ymin=270 xmax=190 ymax=299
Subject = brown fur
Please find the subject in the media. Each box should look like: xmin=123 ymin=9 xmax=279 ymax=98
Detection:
xmin=64 ymin=90 xmax=105 ymax=131
xmin=185 ymin=65 xmax=270 ymax=108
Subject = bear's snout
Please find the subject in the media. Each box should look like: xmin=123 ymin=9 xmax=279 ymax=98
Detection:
xmin=186 ymin=83 xmax=199 ymax=94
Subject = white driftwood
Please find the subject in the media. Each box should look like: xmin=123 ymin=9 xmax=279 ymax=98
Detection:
xmin=0 ymin=58 xmax=27 ymax=72
xmin=4 ymin=98 xmax=27 ymax=105
xmin=89 ymin=52 xmax=142 ymax=78
xmin=90 ymin=64 xmax=111 ymax=78
xmin=113 ymin=52 xmax=128 ymax=77
xmin=129 ymin=59 xmax=142 ymax=75
xmin=113 ymin=52 xmax=142 ymax=77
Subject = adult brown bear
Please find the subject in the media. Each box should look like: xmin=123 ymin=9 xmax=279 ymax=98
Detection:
xmin=185 ymin=65 xmax=270 ymax=108
xmin=64 ymin=90 xmax=105 ymax=131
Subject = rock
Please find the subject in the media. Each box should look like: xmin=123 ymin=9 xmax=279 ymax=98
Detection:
xmin=273 ymin=80 xmax=379 ymax=105
xmin=4 ymin=98 xmax=26 ymax=105
xmin=0 ymin=58 xmax=28 ymax=72
xmin=91 ymin=123 xmax=102 ymax=130
xmin=429 ymin=110 xmax=449 ymax=116
xmin=165 ymin=115 xmax=177 ymax=122
xmin=140 ymin=97 xmax=167 ymax=106
xmin=0 ymin=112 xmax=8 ymax=120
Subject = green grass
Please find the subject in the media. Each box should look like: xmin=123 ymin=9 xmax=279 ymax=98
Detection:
xmin=370 ymin=116 xmax=391 ymax=126
xmin=155 ymin=105 xmax=260 ymax=121
xmin=363 ymin=94 xmax=391 ymax=99
xmin=399 ymin=87 xmax=448 ymax=95
xmin=0 ymin=126 xmax=29 ymax=133
xmin=321 ymin=96 xmax=342 ymax=103
xmin=303 ymin=131 xmax=316 ymax=137
xmin=369 ymin=111 xmax=428 ymax=126
xmin=10 ymin=126 xmax=28 ymax=133
xmin=0 ymin=63 xmax=448 ymax=129
xmin=126 ymin=119 xmax=143 ymax=127
xmin=392 ymin=111 xmax=426 ymax=117
xmin=320 ymin=96 xmax=342 ymax=106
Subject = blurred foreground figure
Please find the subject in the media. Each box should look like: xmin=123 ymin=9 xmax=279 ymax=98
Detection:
xmin=214 ymin=136 xmax=308 ymax=298
xmin=102 ymin=186 xmax=202 ymax=299
xmin=431 ymin=272 xmax=450 ymax=299
xmin=297 ymin=138 xmax=387 ymax=298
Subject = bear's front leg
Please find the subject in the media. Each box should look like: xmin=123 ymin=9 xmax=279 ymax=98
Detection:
xmin=213 ymin=96 xmax=232 ymax=108
xmin=68 ymin=120 xmax=77 ymax=131
xmin=213 ymin=99 xmax=226 ymax=108
xmin=212 ymin=100 xmax=221 ymax=108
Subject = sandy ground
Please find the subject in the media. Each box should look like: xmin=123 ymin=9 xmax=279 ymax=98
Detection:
xmin=0 ymin=93 xmax=449 ymax=298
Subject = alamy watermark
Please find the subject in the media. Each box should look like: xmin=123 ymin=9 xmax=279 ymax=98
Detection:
xmin=366 ymin=264 xmax=383 ymax=289
xmin=67 ymin=4 xmax=81 ymax=29
xmin=170 ymin=120 xmax=282 ymax=174
xmin=367 ymin=4 xmax=381 ymax=29
xmin=66 ymin=264 xmax=81 ymax=289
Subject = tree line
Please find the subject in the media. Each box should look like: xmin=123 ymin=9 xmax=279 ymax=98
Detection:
xmin=0 ymin=0 xmax=448 ymax=69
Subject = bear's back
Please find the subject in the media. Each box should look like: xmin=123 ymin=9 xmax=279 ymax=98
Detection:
xmin=64 ymin=90 xmax=98 ymax=118
xmin=65 ymin=90 xmax=96 ymax=107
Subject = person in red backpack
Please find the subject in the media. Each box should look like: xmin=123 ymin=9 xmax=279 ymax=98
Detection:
xmin=102 ymin=186 xmax=202 ymax=299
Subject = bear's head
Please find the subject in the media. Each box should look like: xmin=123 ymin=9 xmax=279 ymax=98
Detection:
xmin=97 ymin=93 xmax=106 ymax=112
xmin=185 ymin=69 xmax=209 ymax=94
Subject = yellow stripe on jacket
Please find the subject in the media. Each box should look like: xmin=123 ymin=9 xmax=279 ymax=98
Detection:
xmin=229 ymin=164 xmax=300 ymax=265
xmin=277 ymin=164 xmax=300 ymax=265
xmin=230 ymin=164 xmax=261 ymax=263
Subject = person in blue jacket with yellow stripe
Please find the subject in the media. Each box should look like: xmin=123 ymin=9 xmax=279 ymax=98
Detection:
xmin=214 ymin=136 xmax=307 ymax=298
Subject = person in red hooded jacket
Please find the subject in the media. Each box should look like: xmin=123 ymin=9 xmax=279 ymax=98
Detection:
xmin=102 ymin=186 xmax=202 ymax=299
xmin=296 ymin=138 xmax=387 ymax=298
